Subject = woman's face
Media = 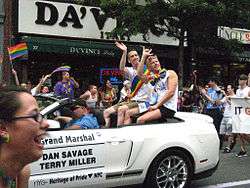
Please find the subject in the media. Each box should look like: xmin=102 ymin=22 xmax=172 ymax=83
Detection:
xmin=62 ymin=71 xmax=70 ymax=80
xmin=41 ymin=86 xmax=49 ymax=93
xmin=6 ymin=93 xmax=49 ymax=164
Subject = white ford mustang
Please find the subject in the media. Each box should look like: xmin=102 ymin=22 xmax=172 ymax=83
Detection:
xmin=30 ymin=97 xmax=219 ymax=188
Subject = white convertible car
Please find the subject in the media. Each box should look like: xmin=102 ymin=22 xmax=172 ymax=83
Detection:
xmin=30 ymin=97 xmax=219 ymax=188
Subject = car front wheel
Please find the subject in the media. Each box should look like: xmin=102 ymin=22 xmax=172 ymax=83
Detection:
xmin=144 ymin=149 xmax=193 ymax=188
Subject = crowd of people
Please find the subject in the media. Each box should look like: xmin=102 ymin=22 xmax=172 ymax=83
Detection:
xmin=179 ymin=73 xmax=250 ymax=157
xmin=1 ymin=41 xmax=250 ymax=161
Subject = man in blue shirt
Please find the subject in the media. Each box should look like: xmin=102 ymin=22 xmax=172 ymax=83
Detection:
xmin=202 ymin=78 xmax=224 ymax=148
xmin=66 ymin=100 xmax=99 ymax=129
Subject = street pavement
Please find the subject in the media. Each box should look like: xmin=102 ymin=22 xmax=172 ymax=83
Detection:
xmin=121 ymin=142 xmax=250 ymax=188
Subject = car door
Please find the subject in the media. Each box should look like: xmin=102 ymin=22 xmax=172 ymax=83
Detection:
xmin=29 ymin=128 xmax=133 ymax=188
xmin=104 ymin=128 xmax=133 ymax=179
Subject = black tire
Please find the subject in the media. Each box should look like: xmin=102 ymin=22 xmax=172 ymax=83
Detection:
xmin=144 ymin=149 xmax=193 ymax=188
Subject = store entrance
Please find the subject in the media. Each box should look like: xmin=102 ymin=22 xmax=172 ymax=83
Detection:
xmin=27 ymin=52 xmax=119 ymax=95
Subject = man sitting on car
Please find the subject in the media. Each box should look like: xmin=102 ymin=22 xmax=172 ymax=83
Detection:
xmin=61 ymin=99 xmax=99 ymax=130
xmin=136 ymin=50 xmax=178 ymax=124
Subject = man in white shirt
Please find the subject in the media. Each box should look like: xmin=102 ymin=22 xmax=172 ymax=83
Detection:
xmin=234 ymin=74 xmax=250 ymax=157
xmin=219 ymin=84 xmax=235 ymax=153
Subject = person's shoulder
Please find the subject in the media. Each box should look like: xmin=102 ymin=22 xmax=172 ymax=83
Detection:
xmin=167 ymin=70 xmax=178 ymax=77
xmin=55 ymin=81 xmax=63 ymax=85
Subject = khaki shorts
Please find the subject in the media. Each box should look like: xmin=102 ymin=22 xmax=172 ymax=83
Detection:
xmin=113 ymin=101 xmax=139 ymax=111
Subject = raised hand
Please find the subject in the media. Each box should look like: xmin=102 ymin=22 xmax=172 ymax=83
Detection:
xmin=115 ymin=41 xmax=127 ymax=52
xmin=12 ymin=68 xmax=17 ymax=75
xmin=41 ymin=74 xmax=51 ymax=83
xmin=142 ymin=48 xmax=153 ymax=59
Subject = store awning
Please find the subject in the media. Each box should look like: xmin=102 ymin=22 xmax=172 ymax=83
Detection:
xmin=22 ymin=36 xmax=122 ymax=58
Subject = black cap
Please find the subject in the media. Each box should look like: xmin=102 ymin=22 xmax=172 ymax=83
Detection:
xmin=239 ymin=74 xmax=248 ymax=80
xmin=70 ymin=99 xmax=87 ymax=111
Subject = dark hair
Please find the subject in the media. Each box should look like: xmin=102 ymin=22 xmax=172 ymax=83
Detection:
xmin=0 ymin=86 xmax=29 ymax=122
xmin=208 ymin=77 xmax=218 ymax=84
xmin=88 ymin=85 xmax=97 ymax=90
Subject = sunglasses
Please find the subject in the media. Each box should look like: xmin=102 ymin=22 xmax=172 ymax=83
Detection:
xmin=12 ymin=113 xmax=43 ymax=123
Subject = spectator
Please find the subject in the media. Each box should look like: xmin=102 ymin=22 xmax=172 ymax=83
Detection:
xmin=234 ymin=74 xmax=250 ymax=157
xmin=119 ymin=80 xmax=131 ymax=102
xmin=41 ymin=86 xmax=50 ymax=94
xmin=180 ymin=89 xmax=193 ymax=112
xmin=99 ymin=80 xmax=116 ymax=108
xmin=54 ymin=71 xmax=79 ymax=99
xmin=202 ymin=78 xmax=224 ymax=148
xmin=219 ymin=84 xmax=236 ymax=153
xmin=80 ymin=85 xmax=98 ymax=108
xmin=0 ymin=86 xmax=49 ymax=187
xmin=66 ymin=100 xmax=99 ymax=130
xmin=31 ymin=74 xmax=51 ymax=96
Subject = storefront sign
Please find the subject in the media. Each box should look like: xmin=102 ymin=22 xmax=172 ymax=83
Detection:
xmin=218 ymin=26 xmax=250 ymax=44
xmin=18 ymin=0 xmax=179 ymax=46
xmin=100 ymin=68 xmax=123 ymax=84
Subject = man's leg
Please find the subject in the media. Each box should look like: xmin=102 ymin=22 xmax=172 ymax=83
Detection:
xmin=117 ymin=105 xmax=129 ymax=126
xmin=137 ymin=109 xmax=161 ymax=124
xmin=103 ymin=106 xmax=116 ymax=128
xmin=237 ymin=133 xmax=248 ymax=157
xmin=124 ymin=107 xmax=139 ymax=125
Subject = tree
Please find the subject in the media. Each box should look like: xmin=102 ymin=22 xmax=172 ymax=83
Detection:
xmin=77 ymin=0 xmax=250 ymax=87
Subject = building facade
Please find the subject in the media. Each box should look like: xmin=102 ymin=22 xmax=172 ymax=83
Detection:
xmin=3 ymin=0 xmax=180 ymax=91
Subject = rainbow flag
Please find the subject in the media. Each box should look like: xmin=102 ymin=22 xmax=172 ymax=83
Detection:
xmin=7 ymin=43 xmax=28 ymax=61
xmin=51 ymin=65 xmax=71 ymax=74
xmin=130 ymin=66 xmax=150 ymax=98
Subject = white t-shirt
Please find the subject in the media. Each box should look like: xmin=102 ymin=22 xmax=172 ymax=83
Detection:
xmin=232 ymin=86 xmax=250 ymax=133
xmin=236 ymin=86 xmax=250 ymax=97
xmin=221 ymin=95 xmax=235 ymax=117
xmin=31 ymin=87 xmax=38 ymax=96
xmin=126 ymin=66 xmax=153 ymax=102
xmin=125 ymin=67 xmax=137 ymax=82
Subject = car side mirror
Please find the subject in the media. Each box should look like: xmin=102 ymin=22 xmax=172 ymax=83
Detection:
xmin=47 ymin=119 xmax=61 ymax=130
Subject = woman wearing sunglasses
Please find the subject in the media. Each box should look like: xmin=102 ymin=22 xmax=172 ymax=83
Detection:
xmin=0 ymin=87 xmax=49 ymax=188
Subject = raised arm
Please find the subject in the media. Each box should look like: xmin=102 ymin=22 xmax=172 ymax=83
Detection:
xmin=115 ymin=42 xmax=127 ymax=71
xmin=137 ymin=48 xmax=153 ymax=81
xmin=33 ymin=74 xmax=51 ymax=94
xmin=70 ymin=77 xmax=79 ymax=88
xmin=80 ymin=90 xmax=91 ymax=100
xmin=12 ymin=68 xmax=20 ymax=86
